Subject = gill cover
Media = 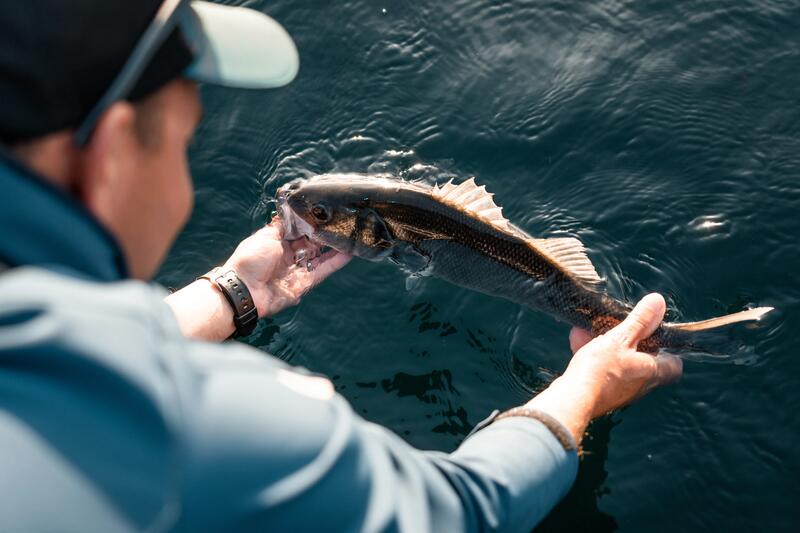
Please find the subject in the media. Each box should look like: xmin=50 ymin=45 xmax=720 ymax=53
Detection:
xmin=356 ymin=209 xmax=393 ymax=252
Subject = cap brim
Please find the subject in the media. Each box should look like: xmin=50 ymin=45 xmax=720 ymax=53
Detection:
xmin=179 ymin=1 xmax=299 ymax=89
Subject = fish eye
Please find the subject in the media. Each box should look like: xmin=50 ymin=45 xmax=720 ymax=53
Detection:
xmin=311 ymin=203 xmax=331 ymax=222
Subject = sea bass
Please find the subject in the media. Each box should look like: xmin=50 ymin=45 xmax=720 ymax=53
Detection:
xmin=277 ymin=173 xmax=772 ymax=353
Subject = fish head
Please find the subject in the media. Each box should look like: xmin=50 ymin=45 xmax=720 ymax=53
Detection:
xmin=277 ymin=173 xmax=405 ymax=260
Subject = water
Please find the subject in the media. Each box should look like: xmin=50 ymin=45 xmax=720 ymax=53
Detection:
xmin=158 ymin=1 xmax=800 ymax=530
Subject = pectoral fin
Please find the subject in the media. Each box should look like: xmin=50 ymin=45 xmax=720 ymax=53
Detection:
xmin=390 ymin=242 xmax=431 ymax=273
xmin=432 ymin=179 xmax=603 ymax=288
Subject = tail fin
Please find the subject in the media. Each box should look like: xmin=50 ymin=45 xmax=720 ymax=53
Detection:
xmin=667 ymin=307 xmax=774 ymax=332
xmin=659 ymin=307 xmax=774 ymax=361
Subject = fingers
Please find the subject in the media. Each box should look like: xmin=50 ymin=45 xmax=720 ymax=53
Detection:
xmin=309 ymin=250 xmax=352 ymax=286
xmin=654 ymin=353 xmax=683 ymax=386
xmin=613 ymin=293 xmax=666 ymax=348
xmin=289 ymin=237 xmax=311 ymax=251
xmin=569 ymin=327 xmax=593 ymax=353
xmin=281 ymin=249 xmax=352 ymax=297
xmin=279 ymin=238 xmax=296 ymax=265
xmin=636 ymin=353 xmax=683 ymax=399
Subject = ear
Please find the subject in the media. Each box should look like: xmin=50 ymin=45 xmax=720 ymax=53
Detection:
xmin=77 ymin=101 xmax=137 ymax=215
xmin=359 ymin=209 xmax=394 ymax=249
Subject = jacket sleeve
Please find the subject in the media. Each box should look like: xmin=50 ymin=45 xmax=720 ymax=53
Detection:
xmin=170 ymin=340 xmax=578 ymax=533
xmin=0 ymin=272 xmax=576 ymax=533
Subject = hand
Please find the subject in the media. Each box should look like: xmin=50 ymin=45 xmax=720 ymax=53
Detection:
xmin=563 ymin=293 xmax=683 ymax=417
xmin=525 ymin=293 xmax=683 ymax=443
xmin=166 ymin=218 xmax=350 ymax=341
xmin=222 ymin=218 xmax=351 ymax=318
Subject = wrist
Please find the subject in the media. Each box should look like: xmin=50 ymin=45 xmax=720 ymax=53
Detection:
xmin=565 ymin=368 xmax=606 ymax=408
xmin=524 ymin=376 xmax=599 ymax=445
xmin=494 ymin=407 xmax=578 ymax=451
xmin=199 ymin=267 xmax=259 ymax=338
xmin=165 ymin=278 xmax=236 ymax=341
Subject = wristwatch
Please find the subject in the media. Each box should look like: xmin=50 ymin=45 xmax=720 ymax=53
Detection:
xmin=198 ymin=267 xmax=259 ymax=338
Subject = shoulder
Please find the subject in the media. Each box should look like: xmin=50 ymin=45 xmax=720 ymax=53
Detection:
xmin=0 ymin=267 xmax=224 ymax=531
xmin=0 ymin=266 xmax=375 ymax=532
xmin=0 ymin=266 xmax=190 ymax=400
xmin=0 ymin=265 xmax=175 ymax=327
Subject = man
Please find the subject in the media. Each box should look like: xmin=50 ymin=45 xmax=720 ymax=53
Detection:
xmin=0 ymin=1 xmax=682 ymax=532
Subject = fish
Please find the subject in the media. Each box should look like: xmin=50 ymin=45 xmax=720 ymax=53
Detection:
xmin=276 ymin=173 xmax=773 ymax=354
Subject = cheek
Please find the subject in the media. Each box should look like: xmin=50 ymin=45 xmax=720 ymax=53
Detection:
xmin=147 ymin=148 xmax=193 ymax=228
xmin=170 ymin=154 xmax=194 ymax=226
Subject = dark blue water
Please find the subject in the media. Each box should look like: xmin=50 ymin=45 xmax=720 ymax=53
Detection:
xmin=159 ymin=1 xmax=800 ymax=530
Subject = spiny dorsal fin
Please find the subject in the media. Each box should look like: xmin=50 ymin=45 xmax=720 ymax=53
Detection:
xmin=432 ymin=177 xmax=513 ymax=232
xmin=531 ymin=237 xmax=603 ymax=287
xmin=432 ymin=178 xmax=602 ymax=287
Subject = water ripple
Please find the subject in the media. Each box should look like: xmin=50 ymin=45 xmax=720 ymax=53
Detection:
xmin=170 ymin=0 xmax=800 ymax=529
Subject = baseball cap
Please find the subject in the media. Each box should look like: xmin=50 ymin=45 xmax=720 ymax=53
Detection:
xmin=0 ymin=0 xmax=299 ymax=146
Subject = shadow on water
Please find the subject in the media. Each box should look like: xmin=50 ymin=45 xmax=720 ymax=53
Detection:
xmin=513 ymin=353 xmax=619 ymax=532
xmin=371 ymin=362 xmax=621 ymax=532
xmin=380 ymin=370 xmax=472 ymax=436
xmin=537 ymin=417 xmax=619 ymax=533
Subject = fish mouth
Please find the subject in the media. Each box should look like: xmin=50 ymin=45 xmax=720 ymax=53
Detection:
xmin=277 ymin=183 xmax=316 ymax=241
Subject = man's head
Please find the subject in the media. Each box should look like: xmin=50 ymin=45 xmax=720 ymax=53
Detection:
xmin=12 ymin=78 xmax=202 ymax=279
xmin=1 ymin=0 xmax=299 ymax=279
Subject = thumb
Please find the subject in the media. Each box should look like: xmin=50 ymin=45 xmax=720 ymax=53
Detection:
xmin=614 ymin=293 xmax=666 ymax=348
xmin=569 ymin=327 xmax=593 ymax=354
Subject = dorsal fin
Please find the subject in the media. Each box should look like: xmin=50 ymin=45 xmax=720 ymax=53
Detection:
xmin=431 ymin=178 xmax=602 ymax=288
xmin=432 ymin=178 xmax=513 ymax=232
xmin=531 ymin=237 xmax=602 ymax=287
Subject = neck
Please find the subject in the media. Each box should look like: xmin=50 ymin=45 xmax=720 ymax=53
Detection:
xmin=9 ymin=132 xmax=79 ymax=193
xmin=0 ymin=147 xmax=128 ymax=280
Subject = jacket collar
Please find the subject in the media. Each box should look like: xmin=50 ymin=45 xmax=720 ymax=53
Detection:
xmin=0 ymin=148 xmax=128 ymax=281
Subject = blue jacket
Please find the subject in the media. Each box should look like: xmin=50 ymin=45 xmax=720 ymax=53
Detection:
xmin=0 ymin=150 xmax=578 ymax=533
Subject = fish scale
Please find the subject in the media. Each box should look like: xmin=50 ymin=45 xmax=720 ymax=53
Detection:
xmin=376 ymin=200 xmax=628 ymax=329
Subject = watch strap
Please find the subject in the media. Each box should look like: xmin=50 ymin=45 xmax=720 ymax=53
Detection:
xmin=199 ymin=267 xmax=258 ymax=338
